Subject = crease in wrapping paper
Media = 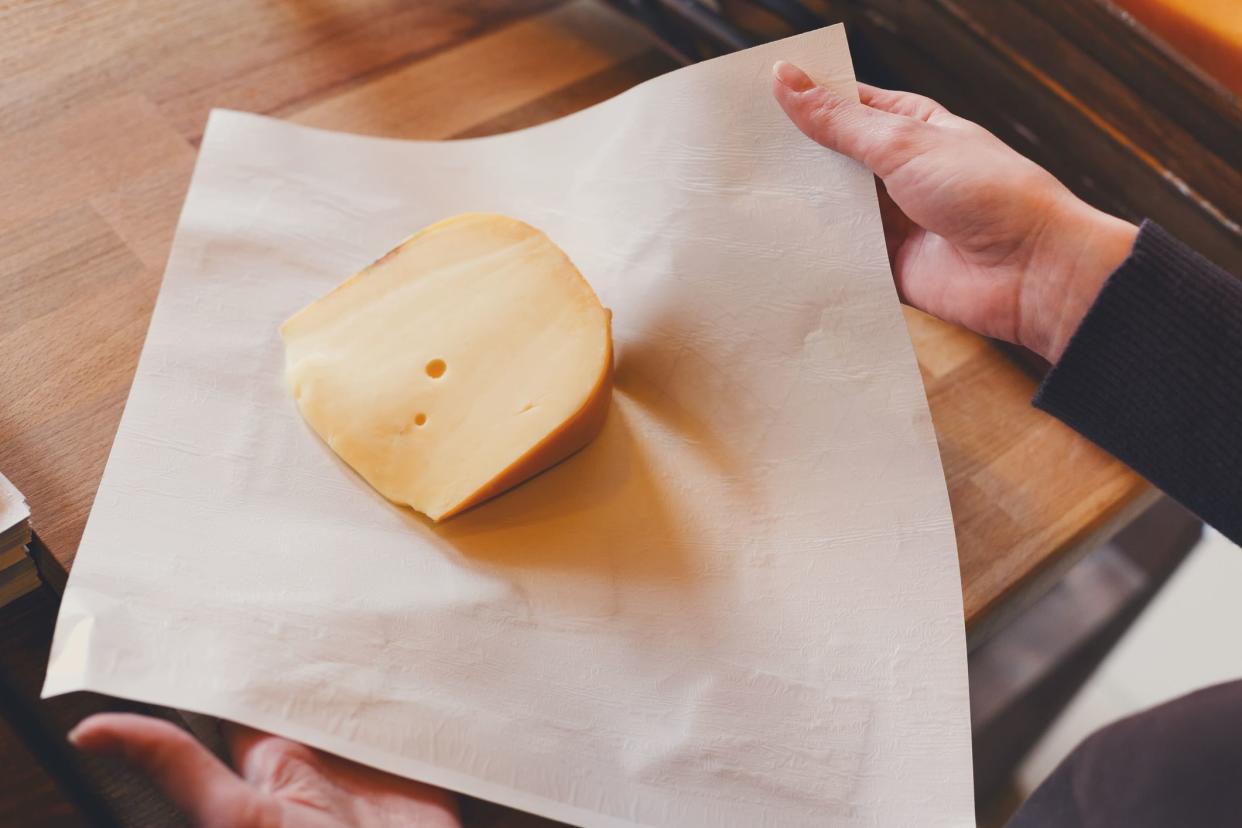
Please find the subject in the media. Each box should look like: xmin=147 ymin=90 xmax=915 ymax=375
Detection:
xmin=43 ymin=23 xmax=974 ymax=828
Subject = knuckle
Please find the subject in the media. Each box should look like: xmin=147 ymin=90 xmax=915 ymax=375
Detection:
xmin=806 ymin=94 xmax=849 ymax=128
xmin=247 ymin=739 xmax=319 ymax=790
xmin=869 ymin=121 xmax=926 ymax=176
xmin=913 ymin=92 xmax=943 ymax=112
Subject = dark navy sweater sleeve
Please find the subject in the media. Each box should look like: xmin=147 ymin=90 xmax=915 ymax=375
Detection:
xmin=1033 ymin=220 xmax=1242 ymax=545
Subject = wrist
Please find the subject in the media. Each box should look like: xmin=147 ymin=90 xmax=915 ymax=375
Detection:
xmin=1021 ymin=200 xmax=1138 ymax=363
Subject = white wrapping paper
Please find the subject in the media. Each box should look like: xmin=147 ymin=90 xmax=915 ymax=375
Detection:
xmin=45 ymin=25 xmax=973 ymax=827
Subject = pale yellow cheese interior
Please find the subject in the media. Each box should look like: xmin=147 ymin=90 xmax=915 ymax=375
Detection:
xmin=280 ymin=213 xmax=613 ymax=521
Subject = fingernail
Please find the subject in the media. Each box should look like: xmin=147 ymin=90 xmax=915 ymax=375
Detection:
xmin=67 ymin=725 xmax=83 ymax=747
xmin=773 ymin=60 xmax=815 ymax=93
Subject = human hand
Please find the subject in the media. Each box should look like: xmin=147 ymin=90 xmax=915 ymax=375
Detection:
xmin=70 ymin=713 xmax=461 ymax=828
xmin=771 ymin=61 xmax=1137 ymax=362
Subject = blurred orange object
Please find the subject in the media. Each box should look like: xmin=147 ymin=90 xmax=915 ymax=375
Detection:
xmin=1112 ymin=0 xmax=1242 ymax=96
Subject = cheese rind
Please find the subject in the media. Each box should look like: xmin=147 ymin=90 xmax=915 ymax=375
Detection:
xmin=280 ymin=213 xmax=613 ymax=521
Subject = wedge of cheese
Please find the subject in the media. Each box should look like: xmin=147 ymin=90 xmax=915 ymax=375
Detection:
xmin=280 ymin=213 xmax=613 ymax=521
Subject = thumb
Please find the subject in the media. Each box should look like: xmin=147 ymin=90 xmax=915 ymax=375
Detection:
xmin=70 ymin=713 xmax=270 ymax=828
xmin=771 ymin=60 xmax=926 ymax=178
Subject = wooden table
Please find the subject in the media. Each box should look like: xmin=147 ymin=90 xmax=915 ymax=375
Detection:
xmin=19 ymin=0 xmax=1240 ymax=823
xmin=0 ymin=0 xmax=1154 ymax=636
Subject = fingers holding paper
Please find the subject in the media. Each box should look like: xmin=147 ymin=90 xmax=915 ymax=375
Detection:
xmin=70 ymin=713 xmax=462 ymax=828
xmin=770 ymin=59 xmax=1137 ymax=362
xmin=771 ymin=60 xmax=928 ymax=178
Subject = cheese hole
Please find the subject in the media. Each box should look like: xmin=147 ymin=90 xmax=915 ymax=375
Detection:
xmin=425 ymin=359 xmax=447 ymax=379
xmin=414 ymin=413 xmax=427 ymax=427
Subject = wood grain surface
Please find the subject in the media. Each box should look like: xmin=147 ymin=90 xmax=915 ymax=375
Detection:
xmin=0 ymin=0 xmax=1150 ymax=635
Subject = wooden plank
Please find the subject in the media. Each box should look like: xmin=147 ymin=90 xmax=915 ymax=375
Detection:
xmin=939 ymin=0 xmax=1242 ymax=235
xmin=0 ymin=95 xmax=194 ymax=228
xmin=1037 ymin=0 xmax=1242 ymax=137
xmin=90 ymin=158 xmax=197 ymax=271
xmin=293 ymin=0 xmax=657 ymax=138
xmin=0 ymin=95 xmax=194 ymax=564
xmin=0 ymin=207 xmax=159 ymax=564
xmin=452 ymin=48 xmax=680 ymax=139
xmin=905 ymin=310 xmax=1152 ymax=629
xmin=0 ymin=0 xmax=562 ymax=144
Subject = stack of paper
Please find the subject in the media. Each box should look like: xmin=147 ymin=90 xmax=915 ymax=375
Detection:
xmin=0 ymin=473 xmax=35 ymax=606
